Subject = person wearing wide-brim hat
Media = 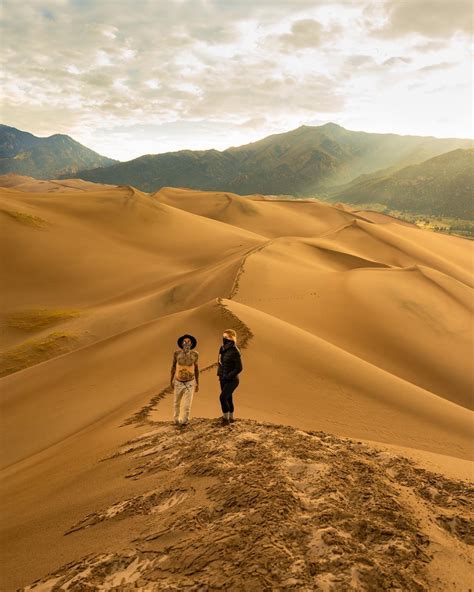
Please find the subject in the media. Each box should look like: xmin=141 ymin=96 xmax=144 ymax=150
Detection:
xmin=170 ymin=334 xmax=199 ymax=427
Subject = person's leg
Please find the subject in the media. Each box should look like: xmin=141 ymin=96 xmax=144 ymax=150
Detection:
xmin=227 ymin=378 xmax=239 ymax=421
xmin=219 ymin=379 xmax=229 ymax=416
xmin=181 ymin=380 xmax=195 ymax=424
xmin=174 ymin=381 xmax=184 ymax=423
xmin=220 ymin=379 xmax=238 ymax=423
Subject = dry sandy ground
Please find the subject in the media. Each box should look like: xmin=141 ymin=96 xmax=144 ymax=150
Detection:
xmin=0 ymin=176 xmax=473 ymax=590
xmin=0 ymin=173 xmax=117 ymax=193
xmin=18 ymin=420 xmax=474 ymax=591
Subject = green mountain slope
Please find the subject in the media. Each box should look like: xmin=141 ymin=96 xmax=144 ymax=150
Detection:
xmin=328 ymin=148 xmax=474 ymax=219
xmin=0 ymin=125 xmax=117 ymax=179
xmin=73 ymin=123 xmax=472 ymax=194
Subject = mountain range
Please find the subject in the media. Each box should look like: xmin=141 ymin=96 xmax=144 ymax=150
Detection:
xmin=71 ymin=123 xmax=472 ymax=197
xmin=1 ymin=122 xmax=473 ymax=219
xmin=327 ymin=148 xmax=474 ymax=219
xmin=0 ymin=124 xmax=117 ymax=179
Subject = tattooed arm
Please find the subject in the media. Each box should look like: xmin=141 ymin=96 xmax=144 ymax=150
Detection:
xmin=170 ymin=350 xmax=177 ymax=387
xmin=194 ymin=353 xmax=200 ymax=392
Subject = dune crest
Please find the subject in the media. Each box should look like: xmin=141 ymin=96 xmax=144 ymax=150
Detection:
xmin=1 ymin=181 xmax=473 ymax=590
xmin=19 ymin=419 xmax=474 ymax=592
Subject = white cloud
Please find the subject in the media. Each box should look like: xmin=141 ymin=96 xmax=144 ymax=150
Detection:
xmin=369 ymin=0 xmax=473 ymax=39
xmin=1 ymin=0 xmax=471 ymax=160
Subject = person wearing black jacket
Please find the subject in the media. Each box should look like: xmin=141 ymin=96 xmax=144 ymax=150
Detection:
xmin=217 ymin=329 xmax=242 ymax=425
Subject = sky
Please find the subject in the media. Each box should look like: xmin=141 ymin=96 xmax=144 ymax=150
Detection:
xmin=1 ymin=0 xmax=473 ymax=161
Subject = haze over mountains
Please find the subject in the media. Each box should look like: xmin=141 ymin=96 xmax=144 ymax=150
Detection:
xmin=0 ymin=124 xmax=117 ymax=179
xmin=2 ymin=123 xmax=473 ymax=220
xmin=328 ymin=148 xmax=474 ymax=219
xmin=73 ymin=123 xmax=473 ymax=198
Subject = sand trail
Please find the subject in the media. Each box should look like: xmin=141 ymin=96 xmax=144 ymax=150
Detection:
xmin=1 ymin=181 xmax=473 ymax=590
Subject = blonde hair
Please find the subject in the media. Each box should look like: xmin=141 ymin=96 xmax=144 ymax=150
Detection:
xmin=223 ymin=328 xmax=237 ymax=343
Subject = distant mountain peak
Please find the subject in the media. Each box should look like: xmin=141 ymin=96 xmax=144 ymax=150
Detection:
xmin=295 ymin=122 xmax=344 ymax=132
xmin=48 ymin=132 xmax=72 ymax=140
xmin=320 ymin=122 xmax=344 ymax=129
xmin=0 ymin=124 xmax=117 ymax=179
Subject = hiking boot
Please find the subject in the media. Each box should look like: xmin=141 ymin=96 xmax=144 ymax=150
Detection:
xmin=229 ymin=417 xmax=236 ymax=423
xmin=221 ymin=417 xmax=230 ymax=426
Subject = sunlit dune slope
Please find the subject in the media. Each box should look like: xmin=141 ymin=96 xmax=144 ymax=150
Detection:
xmin=1 ymin=181 xmax=473 ymax=591
xmin=1 ymin=182 xmax=472 ymax=462
xmin=0 ymin=173 xmax=117 ymax=192
xmin=154 ymin=186 xmax=367 ymax=238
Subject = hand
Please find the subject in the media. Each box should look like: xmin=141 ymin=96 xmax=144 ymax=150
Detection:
xmin=195 ymin=384 xmax=199 ymax=393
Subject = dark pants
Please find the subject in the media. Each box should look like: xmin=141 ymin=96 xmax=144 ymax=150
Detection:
xmin=219 ymin=377 xmax=239 ymax=413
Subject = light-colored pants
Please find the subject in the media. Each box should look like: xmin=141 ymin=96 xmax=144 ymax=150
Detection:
xmin=173 ymin=378 xmax=195 ymax=423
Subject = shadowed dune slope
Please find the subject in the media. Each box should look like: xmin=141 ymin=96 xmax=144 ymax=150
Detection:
xmin=0 ymin=185 xmax=264 ymax=350
xmin=228 ymin=237 xmax=473 ymax=407
xmin=1 ymin=183 xmax=472 ymax=456
xmin=1 ymin=182 xmax=473 ymax=590
xmin=154 ymin=186 xmax=367 ymax=238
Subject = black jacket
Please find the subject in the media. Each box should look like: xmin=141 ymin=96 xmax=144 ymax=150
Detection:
xmin=217 ymin=342 xmax=243 ymax=381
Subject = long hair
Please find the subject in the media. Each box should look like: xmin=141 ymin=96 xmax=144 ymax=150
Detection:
xmin=223 ymin=328 xmax=237 ymax=343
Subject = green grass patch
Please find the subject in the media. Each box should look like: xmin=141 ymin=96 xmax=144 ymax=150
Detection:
xmin=389 ymin=211 xmax=474 ymax=239
xmin=0 ymin=331 xmax=80 ymax=377
xmin=0 ymin=208 xmax=50 ymax=228
xmin=6 ymin=308 xmax=82 ymax=331
xmin=347 ymin=202 xmax=474 ymax=239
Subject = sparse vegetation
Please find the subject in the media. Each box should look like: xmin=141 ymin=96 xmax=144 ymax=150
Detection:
xmin=347 ymin=201 xmax=474 ymax=239
xmin=393 ymin=211 xmax=474 ymax=238
xmin=0 ymin=331 xmax=80 ymax=377
xmin=0 ymin=208 xmax=50 ymax=228
xmin=6 ymin=308 xmax=81 ymax=331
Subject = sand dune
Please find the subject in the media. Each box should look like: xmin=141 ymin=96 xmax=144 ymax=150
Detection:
xmin=0 ymin=185 xmax=263 ymax=349
xmin=155 ymin=186 xmax=366 ymax=238
xmin=14 ymin=419 xmax=474 ymax=591
xmin=1 ymin=180 xmax=473 ymax=590
xmin=350 ymin=208 xmax=419 ymax=226
xmin=0 ymin=173 xmax=117 ymax=192
xmin=227 ymin=239 xmax=473 ymax=407
xmin=321 ymin=219 xmax=473 ymax=287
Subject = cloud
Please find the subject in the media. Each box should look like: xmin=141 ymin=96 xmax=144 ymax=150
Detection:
xmin=1 ymin=0 xmax=471 ymax=160
xmin=416 ymin=61 xmax=457 ymax=72
xmin=345 ymin=55 xmax=377 ymax=68
xmin=277 ymin=19 xmax=326 ymax=49
xmin=412 ymin=39 xmax=447 ymax=52
xmin=341 ymin=54 xmax=413 ymax=76
xmin=369 ymin=0 xmax=473 ymax=39
xmin=382 ymin=56 xmax=412 ymax=66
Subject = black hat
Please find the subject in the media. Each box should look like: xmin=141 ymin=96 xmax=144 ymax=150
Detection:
xmin=177 ymin=334 xmax=197 ymax=349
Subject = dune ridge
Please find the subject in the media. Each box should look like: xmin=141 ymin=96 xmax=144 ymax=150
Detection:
xmin=0 ymin=177 xmax=473 ymax=590
xmin=18 ymin=419 xmax=474 ymax=591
